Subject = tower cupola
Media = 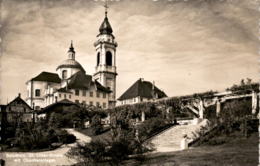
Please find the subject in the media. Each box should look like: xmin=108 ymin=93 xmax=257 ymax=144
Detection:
xmin=99 ymin=17 xmax=113 ymax=35
xmin=98 ymin=1 xmax=113 ymax=35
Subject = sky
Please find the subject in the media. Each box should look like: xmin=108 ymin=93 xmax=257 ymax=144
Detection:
xmin=0 ymin=0 xmax=259 ymax=104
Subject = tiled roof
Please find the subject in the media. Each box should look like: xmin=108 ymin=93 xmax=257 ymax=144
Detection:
xmin=7 ymin=96 xmax=33 ymax=110
xmin=31 ymin=72 xmax=61 ymax=83
xmin=39 ymin=99 xmax=79 ymax=114
xmin=118 ymin=78 xmax=167 ymax=101
xmin=67 ymin=71 xmax=92 ymax=90
xmin=95 ymin=80 xmax=111 ymax=93
xmin=67 ymin=71 xmax=111 ymax=93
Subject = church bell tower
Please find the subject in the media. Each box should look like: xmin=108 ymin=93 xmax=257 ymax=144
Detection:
xmin=93 ymin=3 xmax=118 ymax=108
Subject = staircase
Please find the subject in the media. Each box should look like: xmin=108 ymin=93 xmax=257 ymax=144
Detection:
xmin=150 ymin=119 xmax=209 ymax=152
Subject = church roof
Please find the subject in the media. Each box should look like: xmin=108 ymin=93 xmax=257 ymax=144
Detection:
xmin=56 ymin=59 xmax=85 ymax=72
xmin=118 ymin=78 xmax=167 ymax=101
xmin=99 ymin=16 xmax=113 ymax=35
xmin=95 ymin=80 xmax=111 ymax=93
xmin=67 ymin=71 xmax=92 ymax=90
xmin=67 ymin=71 xmax=111 ymax=93
xmin=31 ymin=72 xmax=61 ymax=83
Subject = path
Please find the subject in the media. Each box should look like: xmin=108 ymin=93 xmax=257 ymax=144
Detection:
xmin=66 ymin=128 xmax=92 ymax=144
xmin=0 ymin=128 xmax=91 ymax=166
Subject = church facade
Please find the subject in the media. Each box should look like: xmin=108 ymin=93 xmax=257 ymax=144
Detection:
xmin=25 ymin=11 xmax=117 ymax=110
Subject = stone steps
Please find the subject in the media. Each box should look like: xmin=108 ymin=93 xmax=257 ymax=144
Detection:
xmin=151 ymin=119 xmax=209 ymax=152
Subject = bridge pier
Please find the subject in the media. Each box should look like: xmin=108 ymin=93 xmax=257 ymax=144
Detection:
xmin=252 ymin=91 xmax=258 ymax=115
xmin=216 ymin=99 xmax=221 ymax=117
xmin=199 ymin=100 xmax=204 ymax=119
xmin=141 ymin=110 xmax=145 ymax=122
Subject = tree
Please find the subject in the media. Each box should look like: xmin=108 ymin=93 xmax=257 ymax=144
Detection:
xmin=91 ymin=114 xmax=103 ymax=135
xmin=226 ymin=78 xmax=259 ymax=94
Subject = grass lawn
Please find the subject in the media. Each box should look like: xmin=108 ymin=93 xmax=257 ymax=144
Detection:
xmin=123 ymin=132 xmax=258 ymax=166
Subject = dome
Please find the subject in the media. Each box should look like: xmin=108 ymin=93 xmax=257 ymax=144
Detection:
xmin=56 ymin=59 xmax=85 ymax=72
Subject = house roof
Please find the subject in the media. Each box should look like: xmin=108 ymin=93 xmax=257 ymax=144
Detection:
xmin=31 ymin=71 xmax=61 ymax=83
xmin=39 ymin=99 xmax=79 ymax=114
xmin=7 ymin=95 xmax=33 ymax=110
xmin=118 ymin=78 xmax=167 ymax=101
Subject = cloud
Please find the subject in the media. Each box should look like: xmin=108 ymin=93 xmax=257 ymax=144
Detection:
xmin=0 ymin=0 xmax=258 ymax=104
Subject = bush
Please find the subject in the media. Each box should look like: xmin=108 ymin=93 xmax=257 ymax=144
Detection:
xmin=47 ymin=107 xmax=106 ymax=129
xmin=64 ymin=134 xmax=77 ymax=144
xmin=3 ymin=122 xmax=76 ymax=151
xmin=67 ymin=140 xmax=108 ymax=165
xmin=137 ymin=117 xmax=169 ymax=141
xmin=91 ymin=115 xmax=103 ymax=135
xmin=57 ymin=130 xmax=76 ymax=144
xmin=68 ymin=130 xmax=148 ymax=165
xmin=108 ymin=139 xmax=130 ymax=164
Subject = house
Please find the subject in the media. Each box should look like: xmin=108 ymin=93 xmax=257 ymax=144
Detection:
xmin=37 ymin=99 xmax=81 ymax=119
xmin=1 ymin=94 xmax=35 ymax=124
xmin=117 ymin=78 xmax=167 ymax=105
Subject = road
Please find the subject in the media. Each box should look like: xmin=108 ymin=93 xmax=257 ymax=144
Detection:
xmin=0 ymin=128 xmax=91 ymax=166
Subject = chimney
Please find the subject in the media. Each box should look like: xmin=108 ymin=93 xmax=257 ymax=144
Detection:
xmin=140 ymin=78 xmax=144 ymax=82
xmin=18 ymin=93 xmax=21 ymax=98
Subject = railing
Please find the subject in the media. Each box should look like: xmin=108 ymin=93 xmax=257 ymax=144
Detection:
xmin=95 ymin=65 xmax=116 ymax=73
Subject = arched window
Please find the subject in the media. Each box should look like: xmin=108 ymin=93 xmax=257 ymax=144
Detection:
xmin=62 ymin=70 xmax=67 ymax=79
xmin=106 ymin=51 xmax=112 ymax=66
xmin=97 ymin=52 xmax=100 ymax=65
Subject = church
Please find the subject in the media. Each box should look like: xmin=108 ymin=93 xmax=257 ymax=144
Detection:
xmin=25 ymin=8 xmax=117 ymax=110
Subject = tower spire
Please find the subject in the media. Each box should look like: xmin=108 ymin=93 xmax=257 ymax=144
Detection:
xmin=70 ymin=40 xmax=73 ymax=49
xmin=104 ymin=0 xmax=108 ymax=17
xmin=68 ymin=40 xmax=75 ymax=53
xmin=68 ymin=40 xmax=75 ymax=59
xmin=99 ymin=0 xmax=113 ymax=35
